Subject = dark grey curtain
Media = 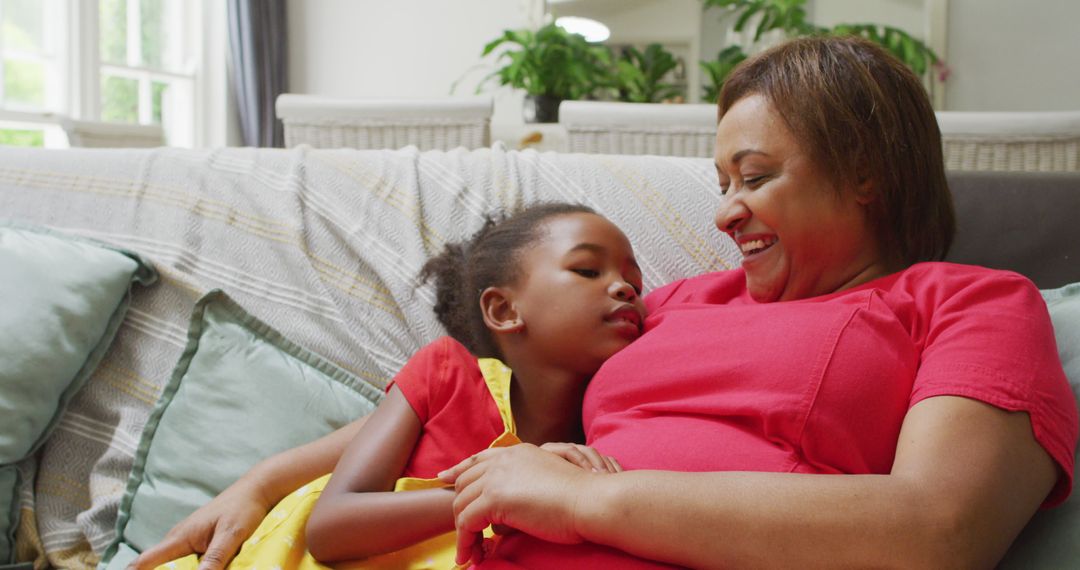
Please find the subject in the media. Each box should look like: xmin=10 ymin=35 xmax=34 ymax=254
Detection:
xmin=227 ymin=0 xmax=287 ymax=147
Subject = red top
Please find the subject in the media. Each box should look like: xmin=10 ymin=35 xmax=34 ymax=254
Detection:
xmin=482 ymin=262 xmax=1078 ymax=569
xmin=388 ymin=336 xmax=504 ymax=479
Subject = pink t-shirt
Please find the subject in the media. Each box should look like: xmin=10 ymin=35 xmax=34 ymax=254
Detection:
xmin=388 ymin=336 xmax=505 ymax=479
xmin=482 ymin=262 xmax=1077 ymax=569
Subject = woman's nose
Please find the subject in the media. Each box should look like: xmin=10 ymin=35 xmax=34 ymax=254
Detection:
xmin=715 ymin=196 xmax=748 ymax=235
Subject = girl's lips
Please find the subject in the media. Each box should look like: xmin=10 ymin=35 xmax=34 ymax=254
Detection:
xmin=606 ymin=307 xmax=644 ymax=338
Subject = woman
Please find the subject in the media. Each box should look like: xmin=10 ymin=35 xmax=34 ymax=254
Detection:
xmin=132 ymin=36 xmax=1077 ymax=569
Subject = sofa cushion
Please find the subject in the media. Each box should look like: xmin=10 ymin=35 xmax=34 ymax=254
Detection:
xmin=0 ymin=466 xmax=15 ymax=565
xmin=1000 ymin=282 xmax=1080 ymax=568
xmin=100 ymin=290 xmax=382 ymax=570
xmin=946 ymin=171 xmax=1080 ymax=289
xmin=0 ymin=222 xmax=155 ymax=565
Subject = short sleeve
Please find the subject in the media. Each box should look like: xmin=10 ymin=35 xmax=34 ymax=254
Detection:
xmin=910 ymin=268 xmax=1078 ymax=506
xmin=386 ymin=337 xmax=450 ymax=424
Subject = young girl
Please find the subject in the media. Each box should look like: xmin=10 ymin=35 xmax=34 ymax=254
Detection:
xmin=164 ymin=203 xmax=646 ymax=569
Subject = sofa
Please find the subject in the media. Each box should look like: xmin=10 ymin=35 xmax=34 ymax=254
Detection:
xmin=0 ymin=145 xmax=1078 ymax=570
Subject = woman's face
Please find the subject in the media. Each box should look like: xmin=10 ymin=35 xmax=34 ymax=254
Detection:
xmin=713 ymin=95 xmax=889 ymax=302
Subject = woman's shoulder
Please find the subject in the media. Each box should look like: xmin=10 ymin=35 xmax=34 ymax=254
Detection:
xmin=891 ymin=262 xmax=1041 ymax=304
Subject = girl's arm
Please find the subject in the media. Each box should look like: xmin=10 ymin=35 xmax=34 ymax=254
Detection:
xmin=128 ymin=414 xmax=369 ymax=570
xmin=445 ymin=395 xmax=1058 ymax=569
xmin=306 ymin=385 xmax=454 ymax=562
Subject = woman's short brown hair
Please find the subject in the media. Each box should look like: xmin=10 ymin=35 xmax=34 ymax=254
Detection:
xmin=718 ymin=35 xmax=955 ymax=266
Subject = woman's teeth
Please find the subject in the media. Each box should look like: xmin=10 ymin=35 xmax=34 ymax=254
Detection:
xmin=740 ymin=238 xmax=776 ymax=255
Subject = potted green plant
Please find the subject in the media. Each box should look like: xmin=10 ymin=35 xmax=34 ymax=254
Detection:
xmin=700 ymin=45 xmax=748 ymax=103
xmin=478 ymin=23 xmax=613 ymax=123
xmin=614 ymin=43 xmax=686 ymax=104
xmin=701 ymin=0 xmax=943 ymax=87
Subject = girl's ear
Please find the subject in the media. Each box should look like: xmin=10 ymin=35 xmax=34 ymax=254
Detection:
xmin=480 ymin=286 xmax=524 ymax=334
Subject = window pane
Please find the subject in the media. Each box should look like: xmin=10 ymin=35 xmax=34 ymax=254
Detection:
xmin=140 ymin=0 xmax=163 ymax=68
xmin=1 ymin=0 xmax=44 ymax=52
xmin=101 ymin=75 xmax=138 ymax=123
xmin=100 ymin=0 xmax=127 ymax=65
xmin=151 ymin=80 xmax=167 ymax=124
xmin=0 ymin=127 xmax=44 ymax=147
xmin=3 ymin=58 xmax=44 ymax=106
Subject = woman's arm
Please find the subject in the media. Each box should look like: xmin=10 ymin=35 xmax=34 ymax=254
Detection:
xmin=446 ymin=395 xmax=1058 ymax=569
xmin=306 ymin=385 xmax=455 ymax=562
xmin=128 ymin=413 xmax=369 ymax=570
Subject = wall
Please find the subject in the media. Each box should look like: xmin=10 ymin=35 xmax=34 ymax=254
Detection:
xmin=285 ymin=0 xmax=536 ymax=125
xmin=813 ymin=0 xmax=1080 ymax=111
xmin=944 ymin=0 xmax=1080 ymax=111
xmin=286 ymin=0 xmax=1080 ymax=117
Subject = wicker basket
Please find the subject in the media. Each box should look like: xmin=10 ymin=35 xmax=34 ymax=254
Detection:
xmin=276 ymin=95 xmax=492 ymax=151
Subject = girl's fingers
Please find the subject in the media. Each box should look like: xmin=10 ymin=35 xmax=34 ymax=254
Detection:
xmin=439 ymin=451 xmax=483 ymax=483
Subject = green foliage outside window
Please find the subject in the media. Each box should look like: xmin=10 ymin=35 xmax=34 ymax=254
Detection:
xmin=0 ymin=128 xmax=43 ymax=147
xmin=141 ymin=0 xmax=163 ymax=69
xmin=3 ymin=58 xmax=43 ymax=107
xmin=152 ymin=81 xmax=167 ymax=124
xmin=100 ymin=0 xmax=127 ymax=65
xmin=1 ymin=0 xmax=42 ymax=52
xmin=102 ymin=75 xmax=138 ymax=123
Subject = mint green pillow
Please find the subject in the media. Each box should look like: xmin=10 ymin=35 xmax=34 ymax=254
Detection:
xmin=1000 ymin=282 xmax=1080 ymax=568
xmin=101 ymin=290 xmax=382 ymax=570
xmin=0 ymin=222 xmax=156 ymax=565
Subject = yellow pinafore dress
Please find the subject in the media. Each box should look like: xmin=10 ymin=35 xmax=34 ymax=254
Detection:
xmin=159 ymin=358 xmax=520 ymax=570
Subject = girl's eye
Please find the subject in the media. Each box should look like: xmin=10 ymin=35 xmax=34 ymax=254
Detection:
xmin=573 ymin=268 xmax=599 ymax=278
xmin=631 ymin=283 xmax=643 ymax=295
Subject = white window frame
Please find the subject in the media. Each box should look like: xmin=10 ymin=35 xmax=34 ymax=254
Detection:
xmin=0 ymin=0 xmax=228 ymax=148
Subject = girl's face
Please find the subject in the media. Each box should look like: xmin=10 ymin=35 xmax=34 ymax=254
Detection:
xmin=713 ymin=95 xmax=890 ymax=302
xmin=508 ymin=213 xmax=646 ymax=375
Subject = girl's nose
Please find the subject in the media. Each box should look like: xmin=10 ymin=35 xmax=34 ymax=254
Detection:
xmin=610 ymin=279 xmax=638 ymax=301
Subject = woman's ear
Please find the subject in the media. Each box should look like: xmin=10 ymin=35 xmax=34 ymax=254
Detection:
xmin=480 ymin=286 xmax=524 ymax=334
xmin=853 ymin=172 xmax=878 ymax=206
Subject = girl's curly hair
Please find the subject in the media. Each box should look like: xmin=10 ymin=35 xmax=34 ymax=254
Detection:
xmin=420 ymin=202 xmax=597 ymax=358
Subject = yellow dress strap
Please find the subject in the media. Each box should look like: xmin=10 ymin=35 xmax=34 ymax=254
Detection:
xmin=476 ymin=357 xmax=516 ymax=437
xmin=394 ymin=358 xmax=520 ymax=492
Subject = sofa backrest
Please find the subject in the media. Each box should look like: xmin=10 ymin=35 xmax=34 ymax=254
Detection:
xmin=946 ymin=170 xmax=1080 ymax=289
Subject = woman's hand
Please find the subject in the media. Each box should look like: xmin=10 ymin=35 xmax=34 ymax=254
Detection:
xmin=539 ymin=442 xmax=622 ymax=473
xmin=127 ymin=482 xmax=271 ymax=570
xmin=438 ymin=444 xmax=605 ymax=565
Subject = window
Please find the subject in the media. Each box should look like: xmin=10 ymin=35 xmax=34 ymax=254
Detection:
xmin=0 ymin=0 xmax=216 ymax=148
xmin=97 ymin=0 xmax=197 ymax=145
xmin=0 ymin=0 xmax=62 ymax=146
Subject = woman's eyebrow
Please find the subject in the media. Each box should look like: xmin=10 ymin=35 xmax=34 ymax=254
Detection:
xmin=716 ymin=149 xmax=769 ymax=175
xmin=731 ymin=149 xmax=769 ymax=164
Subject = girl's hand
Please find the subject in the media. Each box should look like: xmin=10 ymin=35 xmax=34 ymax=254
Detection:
xmin=438 ymin=444 xmax=600 ymax=565
xmin=127 ymin=482 xmax=270 ymax=570
xmin=539 ymin=442 xmax=622 ymax=473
